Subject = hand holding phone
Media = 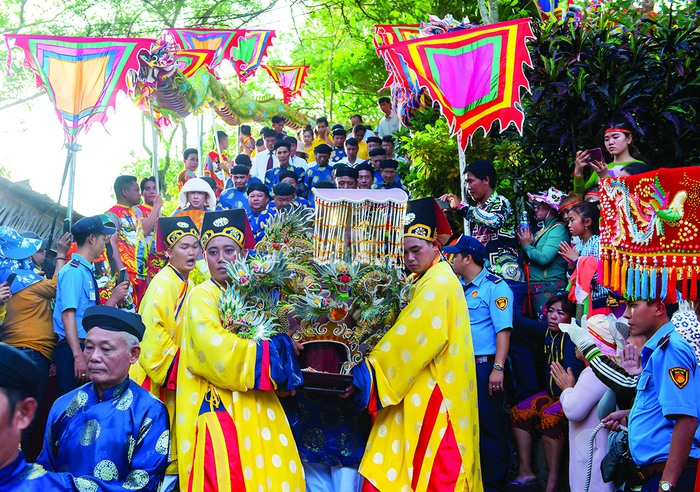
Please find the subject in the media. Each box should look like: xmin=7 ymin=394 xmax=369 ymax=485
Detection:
xmin=586 ymin=147 xmax=603 ymax=164
xmin=4 ymin=273 xmax=17 ymax=287
xmin=117 ymin=268 xmax=128 ymax=285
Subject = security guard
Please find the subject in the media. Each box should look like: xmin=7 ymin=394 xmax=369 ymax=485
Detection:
xmin=446 ymin=234 xmax=513 ymax=492
xmin=52 ymin=215 xmax=126 ymax=396
xmin=624 ymin=298 xmax=700 ymax=491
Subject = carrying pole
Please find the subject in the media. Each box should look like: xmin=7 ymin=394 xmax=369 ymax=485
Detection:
xmin=149 ymin=105 xmax=160 ymax=194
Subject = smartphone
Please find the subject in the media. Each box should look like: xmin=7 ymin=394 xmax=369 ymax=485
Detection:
xmin=62 ymin=218 xmax=71 ymax=235
xmin=587 ymin=147 xmax=603 ymax=164
xmin=4 ymin=273 xmax=17 ymax=286
xmin=117 ymin=268 xmax=128 ymax=284
xmin=434 ymin=197 xmax=451 ymax=210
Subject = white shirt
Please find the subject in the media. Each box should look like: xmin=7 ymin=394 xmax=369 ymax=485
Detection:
xmin=376 ymin=111 xmax=401 ymax=137
xmin=336 ymin=156 xmax=364 ymax=167
xmin=250 ymin=151 xmax=279 ymax=180
xmin=354 ymin=129 xmax=375 ymax=140
xmin=291 ymin=156 xmax=309 ymax=170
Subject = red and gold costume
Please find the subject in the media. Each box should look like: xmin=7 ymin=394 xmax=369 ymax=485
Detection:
xmin=105 ymin=204 xmax=148 ymax=307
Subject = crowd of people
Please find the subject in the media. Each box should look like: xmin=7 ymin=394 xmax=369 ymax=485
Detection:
xmin=0 ymin=97 xmax=699 ymax=492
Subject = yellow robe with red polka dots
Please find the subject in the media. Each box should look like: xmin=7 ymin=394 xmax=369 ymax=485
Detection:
xmin=130 ymin=264 xmax=192 ymax=476
xmin=175 ymin=279 xmax=305 ymax=491
xmin=359 ymin=261 xmax=483 ymax=492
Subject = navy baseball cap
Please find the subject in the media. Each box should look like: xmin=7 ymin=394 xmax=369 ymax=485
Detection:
xmin=71 ymin=215 xmax=116 ymax=237
xmin=442 ymin=235 xmax=487 ymax=260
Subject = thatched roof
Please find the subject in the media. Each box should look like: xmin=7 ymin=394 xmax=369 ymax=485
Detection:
xmin=0 ymin=176 xmax=84 ymax=250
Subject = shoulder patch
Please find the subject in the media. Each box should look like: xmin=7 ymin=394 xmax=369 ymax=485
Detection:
xmin=495 ymin=297 xmax=508 ymax=311
xmin=69 ymin=258 xmax=81 ymax=268
xmin=669 ymin=367 xmax=690 ymax=389
xmin=485 ymin=273 xmax=502 ymax=283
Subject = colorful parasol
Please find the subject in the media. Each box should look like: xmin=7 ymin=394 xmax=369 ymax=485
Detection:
xmin=263 ymin=65 xmax=309 ymax=104
xmin=376 ymin=18 xmax=534 ymax=150
xmin=599 ymin=167 xmax=700 ymax=303
xmin=230 ymin=30 xmax=275 ymax=83
xmin=165 ymin=28 xmax=245 ymax=70
xmin=4 ymin=34 xmax=154 ymax=144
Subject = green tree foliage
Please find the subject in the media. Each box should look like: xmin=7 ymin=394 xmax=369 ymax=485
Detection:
xmin=285 ymin=0 xmax=536 ymax=125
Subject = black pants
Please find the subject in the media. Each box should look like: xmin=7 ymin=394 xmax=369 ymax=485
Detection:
xmin=476 ymin=359 xmax=509 ymax=491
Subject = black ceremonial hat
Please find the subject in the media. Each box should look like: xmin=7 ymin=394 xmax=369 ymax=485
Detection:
xmin=403 ymin=197 xmax=452 ymax=241
xmin=82 ymin=305 xmax=146 ymax=341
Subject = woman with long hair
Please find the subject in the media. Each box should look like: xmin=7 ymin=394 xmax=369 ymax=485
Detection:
xmin=573 ymin=120 xmax=647 ymax=193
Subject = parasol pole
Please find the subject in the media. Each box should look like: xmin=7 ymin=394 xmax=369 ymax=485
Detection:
xmin=148 ymin=105 xmax=160 ymax=194
xmin=210 ymin=107 xmax=223 ymax=166
xmin=458 ymin=141 xmax=469 ymax=235
xmin=66 ymin=140 xmax=80 ymax=227
xmin=197 ymin=113 xmax=204 ymax=176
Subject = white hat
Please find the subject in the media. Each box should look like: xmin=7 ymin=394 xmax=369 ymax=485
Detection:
xmin=527 ymin=187 xmax=566 ymax=211
xmin=178 ymin=178 xmax=217 ymax=210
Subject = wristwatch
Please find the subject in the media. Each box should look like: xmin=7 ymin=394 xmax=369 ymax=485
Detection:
xmin=659 ymin=480 xmax=674 ymax=491
xmin=492 ymin=363 xmax=504 ymax=372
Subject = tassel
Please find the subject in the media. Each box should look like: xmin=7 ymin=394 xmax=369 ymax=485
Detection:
xmin=621 ymin=261 xmax=629 ymax=296
xmin=650 ymin=267 xmax=658 ymax=301
xmin=626 ymin=263 xmax=635 ymax=299
xmin=681 ymin=267 xmax=689 ymax=301
xmin=691 ymin=266 xmax=698 ymax=300
xmin=660 ymin=267 xmax=668 ymax=301
xmin=611 ymin=255 xmax=620 ymax=293
xmin=603 ymin=256 xmax=610 ymax=288
xmin=634 ymin=265 xmax=641 ymax=300
xmin=666 ymin=266 xmax=678 ymax=304
xmin=666 ymin=267 xmax=677 ymax=304
xmin=641 ymin=267 xmax=649 ymax=300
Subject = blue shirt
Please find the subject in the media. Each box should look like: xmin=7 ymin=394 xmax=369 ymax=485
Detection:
xmin=247 ymin=208 xmax=274 ymax=243
xmin=218 ymin=188 xmax=250 ymax=212
xmin=264 ymin=165 xmax=307 ymax=196
xmin=463 ymin=268 xmax=513 ymax=356
xmin=38 ymin=379 xmax=169 ymax=492
xmin=224 ymin=176 xmax=262 ymax=189
xmin=0 ymin=452 xmax=77 ymax=491
xmin=52 ymin=253 xmax=97 ymax=340
xmin=628 ymin=321 xmax=700 ymax=465
xmin=305 ymin=165 xmax=334 ymax=190
xmin=281 ymin=392 xmax=371 ymax=467
xmin=331 ymin=147 xmax=347 ymax=163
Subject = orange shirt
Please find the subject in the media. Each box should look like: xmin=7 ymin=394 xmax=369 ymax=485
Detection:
xmin=1 ymin=278 xmax=59 ymax=360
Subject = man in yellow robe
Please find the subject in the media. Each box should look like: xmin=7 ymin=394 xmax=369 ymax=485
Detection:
xmin=175 ymin=209 xmax=305 ymax=492
xmin=129 ymin=216 xmax=200 ymax=491
xmin=349 ymin=197 xmax=483 ymax=492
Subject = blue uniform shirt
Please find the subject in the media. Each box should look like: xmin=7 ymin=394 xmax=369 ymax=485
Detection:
xmin=218 ymin=188 xmax=250 ymax=212
xmin=628 ymin=321 xmax=700 ymax=465
xmin=52 ymin=253 xmax=97 ymax=340
xmin=463 ymin=268 xmax=513 ymax=356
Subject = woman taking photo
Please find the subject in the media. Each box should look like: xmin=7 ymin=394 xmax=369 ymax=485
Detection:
xmin=573 ymin=120 xmax=646 ymax=193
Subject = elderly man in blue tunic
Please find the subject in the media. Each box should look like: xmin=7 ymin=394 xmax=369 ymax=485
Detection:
xmin=0 ymin=343 xmax=78 ymax=491
xmin=37 ymin=305 xmax=170 ymax=491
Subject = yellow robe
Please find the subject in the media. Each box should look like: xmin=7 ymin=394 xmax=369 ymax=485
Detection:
xmin=176 ymin=279 xmax=305 ymax=491
xmin=359 ymin=261 xmax=483 ymax=492
xmin=130 ymin=264 xmax=192 ymax=476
